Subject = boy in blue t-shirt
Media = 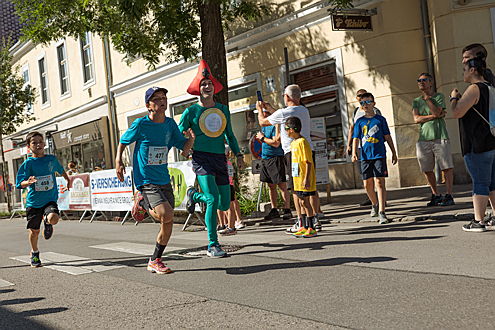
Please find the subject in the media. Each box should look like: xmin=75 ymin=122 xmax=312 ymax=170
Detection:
xmin=115 ymin=87 xmax=194 ymax=274
xmin=352 ymin=93 xmax=397 ymax=224
xmin=16 ymin=131 xmax=71 ymax=267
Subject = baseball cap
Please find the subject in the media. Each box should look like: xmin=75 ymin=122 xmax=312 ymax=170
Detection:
xmin=145 ymin=87 xmax=168 ymax=104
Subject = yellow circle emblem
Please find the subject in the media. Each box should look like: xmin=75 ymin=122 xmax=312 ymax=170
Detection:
xmin=199 ymin=108 xmax=227 ymax=138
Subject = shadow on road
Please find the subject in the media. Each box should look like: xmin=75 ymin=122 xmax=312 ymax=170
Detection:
xmin=0 ymin=305 xmax=68 ymax=329
xmin=0 ymin=297 xmax=45 ymax=306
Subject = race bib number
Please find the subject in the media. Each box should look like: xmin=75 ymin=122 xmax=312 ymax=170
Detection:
xmin=291 ymin=162 xmax=299 ymax=177
xmin=148 ymin=146 xmax=168 ymax=165
xmin=35 ymin=175 xmax=54 ymax=192
xmin=227 ymin=163 xmax=234 ymax=178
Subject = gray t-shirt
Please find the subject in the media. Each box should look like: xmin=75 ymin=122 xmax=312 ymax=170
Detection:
xmin=267 ymin=105 xmax=313 ymax=154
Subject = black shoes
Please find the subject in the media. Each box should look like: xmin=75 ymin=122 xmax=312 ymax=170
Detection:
xmin=462 ymin=220 xmax=486 ymax=232
xmin=43 ymin=218 xmax=53 ymax=240
xmin=186 ymin=186 xmax=197 ymax=214
xmin=264 ymin=208 xmax=280 ymax=221
xmin=427 ymin=194 xmax=443 ymax=207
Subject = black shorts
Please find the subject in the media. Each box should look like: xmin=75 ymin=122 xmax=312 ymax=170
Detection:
xmin=294 ymin=190 xmax=316 ymax=198
xmin=361 ymin=158 xmax=388 ymax=180
xmin=26 ymin=201 xmax=59 ymax=230
xmin=285 ymin=151 xmax=316 ymax=190
xmin=230 ymin=185 xmax=235 ymax=202
xmin=140 ymin=183 xmax=175 ymax=210
xmin=260 ymin=156 xmax=286 ymax=184
xmin=192 ymin=150 xmax=229 ymax=186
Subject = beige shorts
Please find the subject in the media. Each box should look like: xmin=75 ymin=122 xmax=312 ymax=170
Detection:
xmin=416 ymin=139 xmax=454 ymax=172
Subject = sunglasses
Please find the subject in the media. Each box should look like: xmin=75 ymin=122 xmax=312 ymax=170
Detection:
xmin=360 ymin=100 xmax=373 ymax=105
xmin=417 ymin=78 xmax=430 ymax=83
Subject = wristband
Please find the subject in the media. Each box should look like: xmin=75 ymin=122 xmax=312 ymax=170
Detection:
xmin=260 ymin=136 xmax=265 ymax=143
xmin=449 ymin=97 xmax=459 ymax=102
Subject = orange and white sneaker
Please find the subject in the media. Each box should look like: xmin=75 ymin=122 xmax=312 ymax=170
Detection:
xmin=147 ymin=258 xmax=173 ymax=274
xmin=292 ymin=227 xmax=307 ymax=238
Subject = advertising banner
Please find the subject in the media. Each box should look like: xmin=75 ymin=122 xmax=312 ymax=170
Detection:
xmin=310 ymin=117 xmax=330 ymax=185
xmin=90 ymin=168 xmax=134 ymax=211
xmin=56 ymin=177 xmax=70 ymax=211
xmin=69 ymin=174 xmax=91 ymax=210
xmin=168 ymin=161 xmax=200 ymax=212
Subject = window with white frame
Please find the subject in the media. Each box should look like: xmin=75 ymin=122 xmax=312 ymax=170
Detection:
xmin=21 ymin=65 xmax=33 ymax=114
xmin=57 ymin=42 xmax=70 ymax=95
xmin=38 ymin=57 xmax=49 ymax=105
xmin=80 ymin=32 xmax=94 ymax=84
xmin=290 ymin=61 xmax=345 ymax=162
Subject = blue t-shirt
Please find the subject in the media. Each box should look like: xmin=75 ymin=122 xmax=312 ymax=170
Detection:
xmin=352 ymin=115 xmax=390 ymax=160
xmin=15 ymin=155 xmax=64 ymax=208
xmin=261 ymin=126 xmax=284 ymax=159
xmin=120 ymin=116 xmax=187 ymax=188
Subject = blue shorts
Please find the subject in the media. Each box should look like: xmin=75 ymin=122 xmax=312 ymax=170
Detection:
xmin=361 ymin=158 xmax=388 ymax=180
xmin=464 ymin=150 xmax=495 ymax=195
xmin=192 ymin=150 xmax=229 ymax=186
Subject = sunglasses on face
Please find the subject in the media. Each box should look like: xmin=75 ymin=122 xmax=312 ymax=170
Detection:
xmin=417 ymin=78 xmax=429 ymax=83
xmin=360 ymin=100 xmax=373 ymax=105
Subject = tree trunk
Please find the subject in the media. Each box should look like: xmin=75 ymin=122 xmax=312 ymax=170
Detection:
xmin=0 ymin=133 xmax=12 ymax=212
xmin=198 ymin=0 xmax=228 ymax=105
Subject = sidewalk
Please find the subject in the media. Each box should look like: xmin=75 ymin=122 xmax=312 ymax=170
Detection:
xmin=250 ymin=184 xmax=475 ymax=226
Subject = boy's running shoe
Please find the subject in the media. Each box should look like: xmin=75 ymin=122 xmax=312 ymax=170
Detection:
xmin=207 ymin=245 xmax=227 ymax=258
xmin=462 ymin=220 xmax=486 ymax=232
xmin=147 ymin=258 xmax=173 ymax=274
xmin=303 ymin=228 xmax=317 ymax=238
xmin=370 ymin=204 xmax=379 ymax=217
xmin=186 ymin=186 xmax=198 ymax=214
xmin=219 ymin=227 xmax=237 ymax=236
xmin=282 ymin=209 xmax=292 ymax=219
xmin=131 ymin=191 xmax=147 ymax=222
xmin=234 ymin=221 xmax=245 ymax=230
xmin=43 ymin=218 xmax=53 ymax=240
xmin=313 ymin=216 xmax=322 ymax=232
xmin=292 ymin=227 xmax=307 ymax=238
xmin=378 ymin=212 xmax=389 ymax=224
xmin=31 ymin=251 xmax=42 ymax=268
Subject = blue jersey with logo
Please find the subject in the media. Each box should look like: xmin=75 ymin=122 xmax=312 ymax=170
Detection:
xmin=352 ymin=115 xmax=390 ymax=160
xmin=15 ymin=155 xmax=64 ymax=208
xmin=261 ymin=126 xmax=284 ymax=159
xmin=120 ymin=116 xmax=187 ymax=188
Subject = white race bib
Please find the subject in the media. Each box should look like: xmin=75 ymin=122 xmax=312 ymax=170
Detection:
xmin=147 ymin=146 xmax=168 ymax=165
xmin=204 ymin=113 xmax=223 ymax=133
xmin=291 ymin=162 xmax=299 ymax=177
xmin=227 ymin=163 xmax=234 ymax=178
xmin=35 ymin=175 xmax=54 ymax=192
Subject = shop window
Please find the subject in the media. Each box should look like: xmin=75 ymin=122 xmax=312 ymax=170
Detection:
xmin=38 ymin=57 xmax=49 ymax=105
xmin=57 ymin=42 xmax=70 ymax=96
xmin=80 ymin=32 xmax=94 ymax=84
xmin=290 ymin=62 xmax=346 ymax=162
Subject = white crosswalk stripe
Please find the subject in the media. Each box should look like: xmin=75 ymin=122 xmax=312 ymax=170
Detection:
xmin=89 ymin=242 xmax=183 ymax=255
xmin=0 ymin=279 xmax=14 ymax=287
xmin=10 ymin=252 xmax=125 ymax=275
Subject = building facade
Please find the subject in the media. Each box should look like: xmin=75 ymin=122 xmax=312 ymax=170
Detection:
xmin=2 ymin=0 xmax=495 ymax=210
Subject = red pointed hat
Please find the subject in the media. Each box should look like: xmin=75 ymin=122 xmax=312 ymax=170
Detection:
xmin=187 ymin=59 xmax=223 ymax=96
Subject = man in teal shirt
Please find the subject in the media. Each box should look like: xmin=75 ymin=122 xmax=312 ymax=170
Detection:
xmin=412 ymin=73 xmax=455 ymax=206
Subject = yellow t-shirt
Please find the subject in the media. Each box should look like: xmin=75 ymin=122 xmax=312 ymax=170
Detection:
xmin=290 ymin=137 xmax=316 ymax=192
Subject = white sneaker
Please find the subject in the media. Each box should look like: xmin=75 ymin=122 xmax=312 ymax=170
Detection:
xmin=235 ymin=221 xmax=245 ymax=230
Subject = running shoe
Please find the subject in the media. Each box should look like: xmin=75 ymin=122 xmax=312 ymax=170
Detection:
xmin=216 ymin=224 xmax=226 ymax=231
xmin=285 ymin=217 xmax=302 ymax=234
xmin=186 ymin=186 xmax=197 ymax=214
xmin=303 ymin=228 xmax=317 ymax=238
xmin=264 ymin=208 xmax=280 ymax=221
xmin=234 ymin=221 xmax=246 ymax=230
xmin=43 ymin=217 xmax=53 ymax=240
xmin=370 ymin=204 xmax=379 ymax=217
xmin=462 ymin=220 xmax=486 ymax=233
xmin=439 ymin=194 xmax=455 ymax=206
xmin=131 ymin=191 xmax=147 ymax=222
xmin=282 ymin=209 xmax=293 ymax=219
xmin=378 ymin=212 xmax=389 ymax=224
xmin=219 ymin=227 xmax=237 ymax=236
xmin=486 ymin=218 xmax=495 ymax=231
xmin=292 ymin=227 xmax=307 ymax=238
xmin=147 ymin=258 xmax=173 ymax=274
xmin=427 ymin=194 xmax=442 ymax=207
xmin=313 ymin=216 xmax=322 ymax=232
xmin=31 ymin=251 xmax=42 ymax=268
xmin=207 ymin=245 xmax=227 ymax=258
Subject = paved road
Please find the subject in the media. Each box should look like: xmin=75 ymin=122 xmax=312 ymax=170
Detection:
xmin=1 ymin=202 xmax=494 ymax=329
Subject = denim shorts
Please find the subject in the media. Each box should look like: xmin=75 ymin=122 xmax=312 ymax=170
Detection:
xmin=464 ymin=149 xmax=495 ymax=195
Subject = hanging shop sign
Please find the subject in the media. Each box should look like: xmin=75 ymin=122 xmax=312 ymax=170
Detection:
xmin=332 ymin=14 xmax=373 ymax=31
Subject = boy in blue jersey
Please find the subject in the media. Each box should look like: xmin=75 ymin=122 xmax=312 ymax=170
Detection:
xmin=16 ymin=131 xmax=72 ymax=267
xmin=116 ymin=87 xmax=195 ymax=274
xmin=352 ymin=93 xmax=397 ymax=224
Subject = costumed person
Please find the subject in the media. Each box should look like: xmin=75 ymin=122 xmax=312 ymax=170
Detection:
xmin=179 ymin=60 xmax=245 ymax=258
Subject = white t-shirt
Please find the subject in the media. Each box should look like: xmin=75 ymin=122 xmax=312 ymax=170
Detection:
xmin=353 ymin=106 xmax=382 ymax=123
xmin=267 ymin=105 xmax=313 ymax=154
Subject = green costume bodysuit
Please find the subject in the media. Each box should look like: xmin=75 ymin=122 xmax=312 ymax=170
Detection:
xmin=179 ymin=102 xmax=240 ymax=247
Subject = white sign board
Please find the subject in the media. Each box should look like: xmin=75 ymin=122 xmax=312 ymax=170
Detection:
xmin=89 ymin=168 xmax=134 ymax=211
xmin=56 ymin=177 xmax=70 ymax=211
xmin=310 ymin=117 xmax=330 ymax=185
xmin=168 ymin=161 xmax=200 ymax=212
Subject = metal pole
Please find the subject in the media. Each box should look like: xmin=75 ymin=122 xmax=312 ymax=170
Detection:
xmin=0 ymin=132 xmax=12 ymax=212
xmin=284 ymin=47 xmax=290 ymax=86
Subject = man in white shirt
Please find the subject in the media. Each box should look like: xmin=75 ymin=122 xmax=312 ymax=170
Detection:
xmin=256 ymin=84 xmax=323 ymax=232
